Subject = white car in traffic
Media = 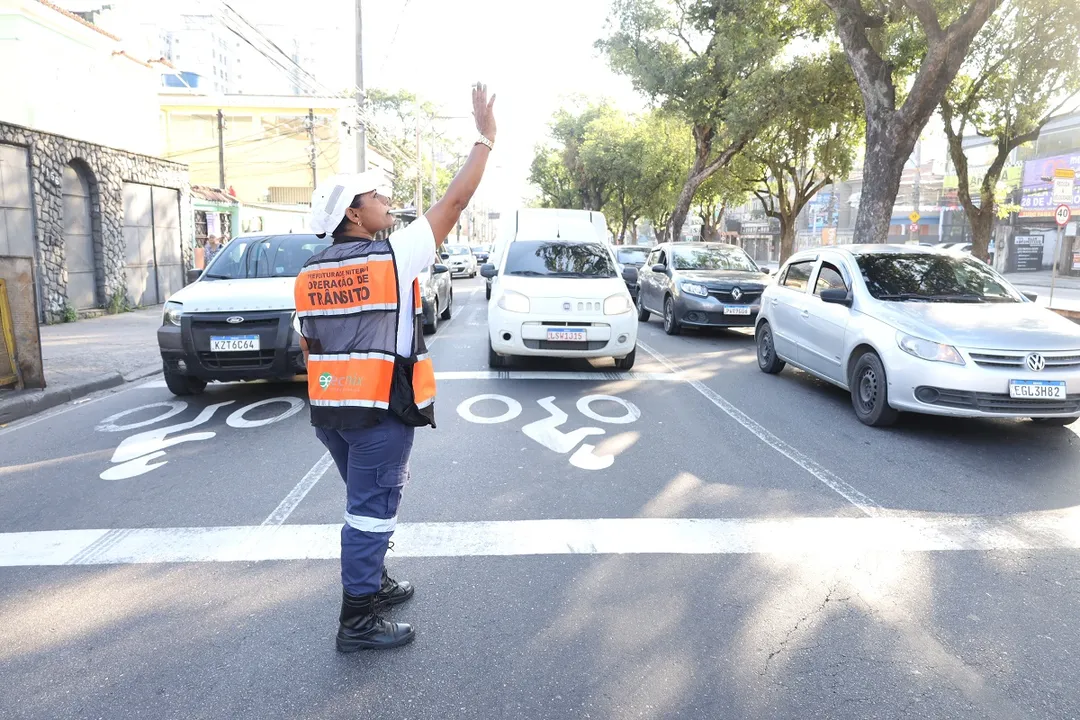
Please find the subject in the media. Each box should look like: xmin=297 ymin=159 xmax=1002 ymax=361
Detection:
xmin=755 ymin=244 xmax=1080 ymax=427
xmin=482 ymin=227 xmax=637 ymax=370
xmin=441 ymin=245 xmax=477 ymax=278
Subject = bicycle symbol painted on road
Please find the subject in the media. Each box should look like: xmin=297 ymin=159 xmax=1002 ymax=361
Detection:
xmin=456 ymin=393 xmax=641 ymax=471
xmin=94 ymin=397 xmax=305 ymax=480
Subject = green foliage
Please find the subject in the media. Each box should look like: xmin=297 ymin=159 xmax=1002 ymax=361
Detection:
xmin=106 ymin=291 xmax=133 ymax=315
xmin=60 ymin=304 xmax=77 ymax=323
xmin=941 ymin=0 xmax=1080 ymax=258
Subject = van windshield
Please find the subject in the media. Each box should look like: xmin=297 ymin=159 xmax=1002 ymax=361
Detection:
xmin=504 ymin=241 xmax=616 ymax=278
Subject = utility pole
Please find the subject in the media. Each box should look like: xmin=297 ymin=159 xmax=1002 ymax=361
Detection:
xmin=308 ymin=108 xmax=318 ymax=188
xmin=912 ymin=139 xmax=922 ymax=243
xmin=355 ymin=0 xmax=366 ymax=172
xmin=415 ymin=107 xmax=423 ymax=215
xmin=216 ymin=109 xmax=226 ymax=189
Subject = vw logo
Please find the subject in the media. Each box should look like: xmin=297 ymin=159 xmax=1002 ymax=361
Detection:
xmin=731 ymin=287 xmax=743 ymax=301
xmin=226 ymin=316 xmax=244 ymax=324
xmin=1026 ymin=353 xmax=1046 ymax=372
xmin=563 ymin=302 xmax=572 ymax=311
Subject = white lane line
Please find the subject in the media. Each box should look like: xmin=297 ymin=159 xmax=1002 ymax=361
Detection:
xmin=436 ymin=371 xmax=682 ymax=381
xmin=137 ymin=371 xmax=682 ymax=389
xmin=638 ymin=340 xmax=881 ymax=517
xmin=261 ymin=452 xmax=336 ymax=527
xmin=3 ymin=511 xmax=1078 ymax=566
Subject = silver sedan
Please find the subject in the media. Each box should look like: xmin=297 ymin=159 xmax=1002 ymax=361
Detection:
xmin=755 ymin=244 xmax=1080 ymax=427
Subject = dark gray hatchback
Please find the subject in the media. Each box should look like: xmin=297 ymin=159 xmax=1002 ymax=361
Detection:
xmin=634 ymin=242 xmax=772 ymax=335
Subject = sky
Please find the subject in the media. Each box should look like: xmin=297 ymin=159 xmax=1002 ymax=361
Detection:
xmin=324 ymin=0 xmax=646 ymax=212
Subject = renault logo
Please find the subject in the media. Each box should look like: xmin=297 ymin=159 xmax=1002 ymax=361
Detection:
xmin=731 ymin=287 xmax=743 ymax=301
xmin=226 ymin=316 xmax=244 ymax=324
xmin=1026 ymin=353 xmax=1046 ymax=372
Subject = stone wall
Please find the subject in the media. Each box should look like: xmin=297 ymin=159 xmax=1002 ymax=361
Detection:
xmin=0 ymin=121 xmax=192 ymax=323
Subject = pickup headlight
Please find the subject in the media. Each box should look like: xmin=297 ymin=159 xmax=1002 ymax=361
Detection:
xmin=163 ymin=301 xmax=183 ymax=327
xmin=604 ymin=293 xmax=633 ymax=315
xmin=896 ymin=331 xmax=965 ymax=365
xmin=497 ymin=290 xmax=530 ymax=314
xmin=680 ymin=282 xmax=709 ymax=298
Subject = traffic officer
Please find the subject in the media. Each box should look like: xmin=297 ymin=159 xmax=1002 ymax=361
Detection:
xmin=295 ymin=83 xmax=496 ymax=652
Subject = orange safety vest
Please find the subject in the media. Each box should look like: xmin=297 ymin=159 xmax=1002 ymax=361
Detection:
xmin=294 ymin=237 xmax=436 ymax=430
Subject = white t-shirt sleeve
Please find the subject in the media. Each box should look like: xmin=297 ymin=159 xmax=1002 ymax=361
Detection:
xmin=389 ymin=217 xmax=437 ymax=283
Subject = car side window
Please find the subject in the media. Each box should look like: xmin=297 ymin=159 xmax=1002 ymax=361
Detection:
xmin=781 ymin=260 xmax=814 ymax=292
xmin=657 ymin=250 xmax=667 ymax=267
xmin=814 ymin=262 xmax=848 ymax=296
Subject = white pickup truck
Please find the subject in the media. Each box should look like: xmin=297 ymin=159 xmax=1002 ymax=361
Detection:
xmin=156 ymin=233 xmax=330 ymax=395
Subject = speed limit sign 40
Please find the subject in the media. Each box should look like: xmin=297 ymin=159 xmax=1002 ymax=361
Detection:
xmin=1057 ymin=204 xmax=1072 ymax=227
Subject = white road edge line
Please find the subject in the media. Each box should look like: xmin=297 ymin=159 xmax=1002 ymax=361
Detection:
xmin=3 ymin=512 xmax=1077 ymax=566
xmin=637 ymin=340 xmax=881 ymax=517
xmin=261 ymin=451 xmax=336 ymax=527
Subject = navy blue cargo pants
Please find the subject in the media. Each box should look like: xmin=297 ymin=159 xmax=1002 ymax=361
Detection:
xmin=316 ymin=416 xmax=414 ymax=596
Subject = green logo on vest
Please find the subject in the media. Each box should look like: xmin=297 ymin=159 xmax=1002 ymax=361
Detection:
xmin=319 ymin=372 xmax=333 ymax=390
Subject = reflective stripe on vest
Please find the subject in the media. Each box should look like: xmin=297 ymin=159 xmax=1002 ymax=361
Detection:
xmin=295 ymin=253 xmax=398 ymax=318
xmin=413 ymin=279 xmax=423 ymax=316
xmin=306 ymin=351 xmax=395 ymax=409
xmin=412 ymin=352 xmax=435 ymax=409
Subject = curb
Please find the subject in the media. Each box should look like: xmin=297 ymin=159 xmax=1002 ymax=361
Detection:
xmin=0 ymin=364 xmax=163 ymax=426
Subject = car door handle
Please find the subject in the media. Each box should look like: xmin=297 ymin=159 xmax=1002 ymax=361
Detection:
xmin=801 ymin=309 xmax=810 ymax=318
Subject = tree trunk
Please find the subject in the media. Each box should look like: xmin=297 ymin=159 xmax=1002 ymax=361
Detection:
xmin=969 ymin=210 xmax=994 ymax=263
xmin=779 ymin=218 xmax=797 ymax=264
xmin=853 ymin=120 xmax=919 ymax=243
xmin=668 ymin=125 xmax=749 ymax=243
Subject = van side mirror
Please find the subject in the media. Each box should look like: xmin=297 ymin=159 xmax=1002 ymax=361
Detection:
xmin=186 ymin=268 xmax=203 ymax=284
xmin=622 ymin=266 xmax=639 ymax=284
xmin=433 ymin=264 xmax=449 ymax=275
xmin=1022 ymin=291 xmax=1038 ymax=302
xmin=651 ymin=263 xmax=667 ymax=273
xmin=480 ymin=264 xmax=498 ymax=278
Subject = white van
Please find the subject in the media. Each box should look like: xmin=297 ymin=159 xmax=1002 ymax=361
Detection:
xmin=482 ymin=210 xmax=637 ymax=370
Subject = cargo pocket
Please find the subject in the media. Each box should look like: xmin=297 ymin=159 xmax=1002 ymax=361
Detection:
xmin=376 ymin=464 xmax=409 ymax=517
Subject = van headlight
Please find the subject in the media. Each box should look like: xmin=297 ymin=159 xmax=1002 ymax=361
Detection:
xmin=497 ymin=290 xmax=530 ymax=314
xmin=163 ymin=301 xmax=183 ymax=327
xmin=680 ymin=282 xmax=709 ymax=298
xmin=896 ymin=331 xmax=965 ymax=365
xmin=604 ymin=293 xmax=633 ymax=315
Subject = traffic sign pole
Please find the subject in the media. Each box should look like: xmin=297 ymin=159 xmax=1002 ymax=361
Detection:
xmin=1051 ymin=204 xmax=1072 ymax=308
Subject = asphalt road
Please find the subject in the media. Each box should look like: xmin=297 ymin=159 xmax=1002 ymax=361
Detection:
xmin=2 ymin=277 xmax=1080 ymax=719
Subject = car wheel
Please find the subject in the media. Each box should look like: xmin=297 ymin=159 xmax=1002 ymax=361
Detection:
xmin=423 ymin=301 xmax=438 ymax=335
xmin=756 ymin=322 xmax=785 ymax=374
xmin=663 ymin=296 xmax=681 ymax=336
xmin=637 ymin=294 xmax=651 ymax=322
xmin=163 ymin=363 xmax=206 ymax=396
xmin=850 ymin=351 xmax=898 ymax=427
xmin=440 ymin=290 xmax=453 ymax=320
xmin=488 ymin=339 xmax=508 ymax=369
xmin=1031 ymin=416 xmax=1077 ymax=427
xmin=614 ymin=347 xmax=636 ymax=371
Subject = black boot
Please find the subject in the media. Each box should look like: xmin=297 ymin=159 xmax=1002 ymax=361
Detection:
xmin=375 ymin=567 xmax=415 ymax=608
xmin=336 ymin=590 xmax=414 ymax=652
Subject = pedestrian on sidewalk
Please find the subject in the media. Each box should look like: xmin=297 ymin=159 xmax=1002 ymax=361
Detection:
xmin=294 ymin=82 xmax=497 ymax=652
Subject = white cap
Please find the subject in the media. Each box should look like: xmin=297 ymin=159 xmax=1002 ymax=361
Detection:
xmin=309 ymin=171 xmax=391 ymax=237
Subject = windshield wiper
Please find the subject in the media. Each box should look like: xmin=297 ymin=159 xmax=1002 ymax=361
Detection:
xmin=202 ymin=273 xmax=235 ymax=280
xmin=546 ymin=272 xmax=611 ymax=278
xmin=507 ymin=270 xmax=546 ymax=276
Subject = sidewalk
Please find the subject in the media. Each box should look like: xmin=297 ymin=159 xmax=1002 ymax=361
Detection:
xmin=1001 ymin=269 xmax=1080 ymax=291
xmin=0 ymin=307 xmax=163 ymax=425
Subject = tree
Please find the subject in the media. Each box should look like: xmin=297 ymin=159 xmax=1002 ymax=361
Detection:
xmin=940 ymin=0 xmax=1080 ymax=262
xmin=639 ymin=113 xmax=693 ymax=243
xmin=529 ymin=147 xmax=580 ymax=210
xmin=737 ymin=52 xmax=863 ymax=262
xmin=822 ymin=0 xmax=1001 ymax=243
xmin=693 ymin=165 xmax=750 ymax=241
xmin=599 ymin=0 xmax=804 ymax=244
